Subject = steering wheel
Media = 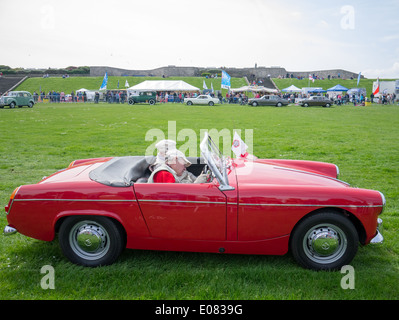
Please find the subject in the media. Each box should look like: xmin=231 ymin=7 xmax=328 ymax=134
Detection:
xmin=201 ymin=164 xmax=213 ymax=183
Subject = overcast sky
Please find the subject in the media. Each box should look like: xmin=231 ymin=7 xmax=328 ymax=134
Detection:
xmin=1 ymin=0 xmax=398 ymax=78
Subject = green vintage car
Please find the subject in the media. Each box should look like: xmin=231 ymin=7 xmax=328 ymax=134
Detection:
xmin=0 ymin=91 xmax=35 ymax=108
xmin=128 ymin=91 xmax=156 ymax=105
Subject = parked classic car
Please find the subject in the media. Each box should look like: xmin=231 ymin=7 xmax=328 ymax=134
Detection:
xmin=3 ymin=133 xmax=384 ymax=270
xmin=184 ymin=95 xmax=219 ymax=106
xmin=128 ymin=91 xmax=156 ymax=105
xmin=248 ymin=95 xmax=289 ymax=107
xmin=0 ymin=91 xmax=35 ymax=108
xmin=299 ymin=96 xmax=333 ymax=107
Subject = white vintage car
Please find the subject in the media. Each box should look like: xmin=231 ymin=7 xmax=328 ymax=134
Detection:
xmin=184 ymin=95 xmax=219 ymax=106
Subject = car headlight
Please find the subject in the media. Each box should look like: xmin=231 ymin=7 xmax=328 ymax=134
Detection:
xmin=378 ymin=191 xmax=386 ymax=214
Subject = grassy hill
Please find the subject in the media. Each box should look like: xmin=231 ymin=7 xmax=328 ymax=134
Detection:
xmin=15 ymin=75 xmax=391 ymax=99
xmin=15 ymin=76 xmax=247 ymax=94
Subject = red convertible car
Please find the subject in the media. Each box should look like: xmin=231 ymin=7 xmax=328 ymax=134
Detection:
xmin=4 ymin=133 xmax=384 ymax=270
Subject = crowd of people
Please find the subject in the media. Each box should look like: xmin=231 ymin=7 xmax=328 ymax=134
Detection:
xmin=28 ymin=89 xmax=396 ymax=106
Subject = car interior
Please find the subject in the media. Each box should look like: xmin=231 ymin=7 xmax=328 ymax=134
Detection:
xmin=89 ymin=156 xmax=207 ymax=186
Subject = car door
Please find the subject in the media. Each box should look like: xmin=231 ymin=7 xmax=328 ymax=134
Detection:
xmin=309 ymin=97 xmax=318 ymax=106
xmin=16 ymin=92 xmax=26 ymax=106
xmin=23 ymin=93 xmax=31 ymax=106
xmin=269 ymin=96 xmax=278 ymax=106
xmin=133 ymin=182 xmax=227 ymax=240
xmin=197 ymin=96 xmax=208 ymax=105
xmin=259 ymin=96 xmax=269 ymax=106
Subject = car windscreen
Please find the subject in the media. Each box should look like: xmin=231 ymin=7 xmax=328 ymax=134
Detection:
xmin=200 ymin=133 xmax=233 ymax=190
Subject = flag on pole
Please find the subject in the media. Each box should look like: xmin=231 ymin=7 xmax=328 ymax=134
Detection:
xmin=203 ymin=80 xmax=208 ymax=90
xmin=357 ymin=72 xmax=361 ymax=86
xmin=99 ymin=72 xmax=108 ymax=90
xmin=221 ymin=70 xmax=231 ymax=89
xmin=231 ymin=131 xmax=248 ymax=158
xmin=125 ymin=80 xmax=129 ymax=88
xmin=373 ymin=78 xmax=380 ymax=95
xmin=117 ymin=80 xmax=120 ymax=89
xmin=211 ymin=82 xmax=214 ymax=92
xmin=309 ymin=74 xmax=315 ymax=83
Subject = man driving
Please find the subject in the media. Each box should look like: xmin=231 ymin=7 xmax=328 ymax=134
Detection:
xmin=148 ymin=148 xmax=208 ymax=184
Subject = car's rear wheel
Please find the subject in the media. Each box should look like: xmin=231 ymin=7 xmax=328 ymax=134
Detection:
xmin=187 ymin=101 xmax=193 ymax=105
xmin=303 ymin=103 xmax=309 ymax=107
xmin=276 ymin=102 xmax=282 ymax=107
xmin=208 ymin=101 xmax=214 ymax=106
xmin=252 ymin=102 xmax=258 ymax=107
xmin=325 ymin=103 xmax=331 ymax=108
xmin=128 ymin=99 xmax=135 ymax=105
xmin=28 ymin=102 xmax=34 ymax=108
xmin=59 ymin=216 xmax=125 ymax=267
xmin=290 ymin=211 xmax=358 ymax=270
xmin=149 ymin=99 xmax=155 ymax=105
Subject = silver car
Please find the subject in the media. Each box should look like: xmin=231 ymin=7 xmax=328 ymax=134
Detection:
xmin=299 ymin=96 xmax=333 ymax=108
xmin=248 ymin=95 xmax=289 ymax=107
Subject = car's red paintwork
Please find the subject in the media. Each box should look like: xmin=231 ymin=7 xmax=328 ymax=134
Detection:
xmin=5 ymin=156 xmax=384 ymax=259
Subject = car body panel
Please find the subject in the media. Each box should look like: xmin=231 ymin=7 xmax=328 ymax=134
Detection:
xmin=184 ymin=95 xmax=219 ymax=105
xmin=248 ymin=95 xmax=289 ymax=107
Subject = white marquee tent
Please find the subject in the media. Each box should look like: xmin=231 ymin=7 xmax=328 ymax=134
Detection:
xmin=76 ymin=88 xmax=95 ymax=100
xmin=127 ymin=80 xmax=200 ymax=94
xmin=230 ymin=85 xmax=279 ymax=94
xmin=281 ymin=85 xmax=301 ymax=92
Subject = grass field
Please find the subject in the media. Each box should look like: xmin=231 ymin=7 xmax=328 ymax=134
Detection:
xmin=15 ymin=76 xmax=248 ymax=96
xmin=0 ymin=101 xmax=398 ymax=300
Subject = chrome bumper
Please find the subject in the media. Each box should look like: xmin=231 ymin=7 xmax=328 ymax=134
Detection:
xmin=370 ymin=218 xmax=383 ymax=244
xmin=3 ymin=225 xmax=17 ymax=236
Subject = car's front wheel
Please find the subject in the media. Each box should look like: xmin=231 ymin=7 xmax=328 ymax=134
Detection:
xmin=208 ymin=101 xmax=214 ymax=106
xmin=59 ymin=216 xmax=125 ymax=267
xmin=128 ymin=99 xmax=135 ymax=105
xmin=290 ymin=211 xmax=358 ymax=270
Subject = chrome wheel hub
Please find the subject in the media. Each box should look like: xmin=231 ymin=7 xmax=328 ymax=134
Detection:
xmin=77 ymin=227 xmax=103 ymax=252
xmin=70 ymin=221 xmax=110 ymax=260
xmin=303 ymin=223 xmax=347 ymax=264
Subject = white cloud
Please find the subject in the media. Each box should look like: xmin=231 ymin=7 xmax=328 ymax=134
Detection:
xmin=363 ymin=62 xmax=399 ymax=79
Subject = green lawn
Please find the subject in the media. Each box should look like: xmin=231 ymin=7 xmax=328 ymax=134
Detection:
xmin=0 ymin=102 xmax=398 ymax=300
